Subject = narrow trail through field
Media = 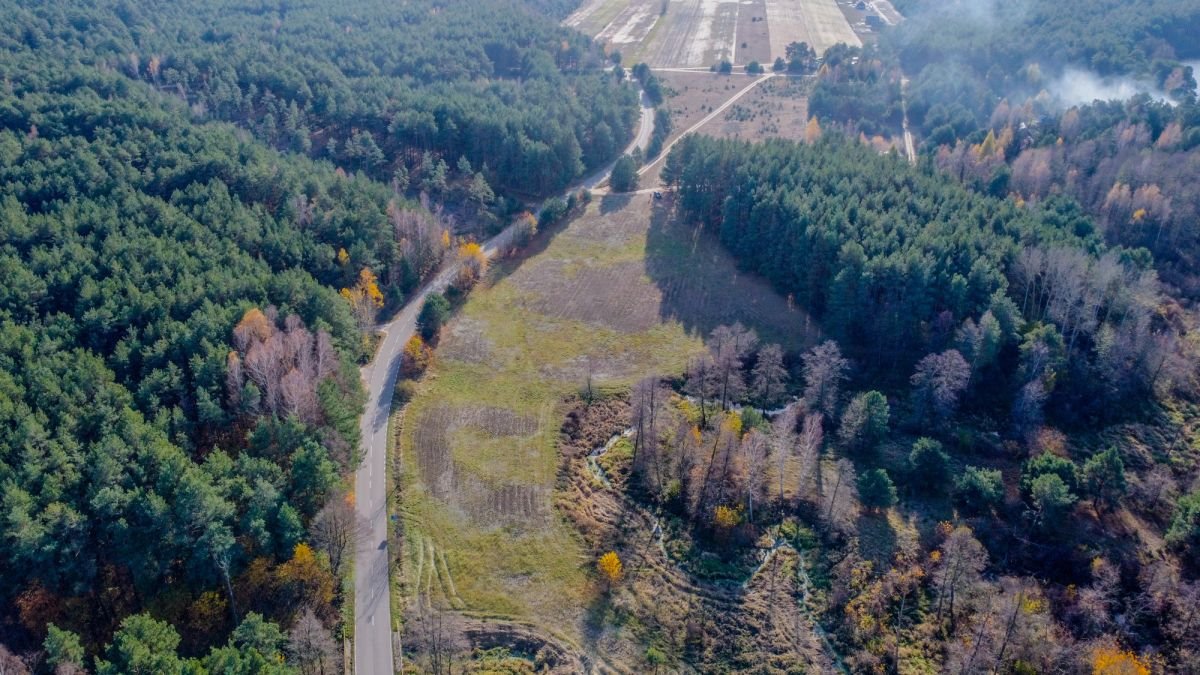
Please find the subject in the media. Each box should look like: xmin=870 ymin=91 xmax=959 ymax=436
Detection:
xmin=639 ymin=72 xmax=778 ymax=177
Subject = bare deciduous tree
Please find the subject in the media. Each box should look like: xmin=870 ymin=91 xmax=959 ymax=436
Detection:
xmin=1068 ymin=558 xmax=1119 ymax=637
xmin=230 ymin=308 xmax=336 ymax=424
xmin=288 ymin=607 xmax=339 ymax=675
xmin=752 ymin=343 xmax=787 ymax=408
xmin=911 ymin=350 xmax=971 ymax=422
xmin=0 ymin=644 xmax=29 ymax=675
xmin=392 ymin=197 xmax=451 ymax=284
xmin=406 ymin=605 xmax=465 ymax=675
xmin=933 ymin=526 xmax=988 ymax=631
xmin=632 ymin=376 xmax=663 ymax=493
xmin=742 ymin=430 xmax=770 ymax=523
xmin=311 ymin=493 xmax=362 ymax=579
xmin=1011 ymin=378 xmax=1047 ymax=437
xmin=707 ymin=323 xmax=757 ymax=410
xmin=802 ymin=340 xmax=850 ymax=417
xmin=684 ymin=355 xmax=715 ymax=428
xmin=796 ymin=413 xmax=824 ymax=505
xmin=945 ymin=577 xmax=1061 ymax=674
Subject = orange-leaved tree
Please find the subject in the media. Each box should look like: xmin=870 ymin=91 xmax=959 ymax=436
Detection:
xmin=597 ymin=551 xmax=623 ymax=588
xmin=233 ymin=307 xmax=274 ymax=346
xmin=804 ymin=116 xmax=822 ymax=144
xmin=340 ymin=267 xmax=384 ymax=331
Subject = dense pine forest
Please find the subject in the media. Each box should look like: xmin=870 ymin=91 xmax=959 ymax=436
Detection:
xmin=2 ymin=0 xmax=638 ymax=196
xmin=0 ymin=0 xmax=636 ymax=671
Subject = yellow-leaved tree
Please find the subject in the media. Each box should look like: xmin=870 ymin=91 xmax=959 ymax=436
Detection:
xmin=721 ymin=410 xmax=743 ymax=437
xmin=276 ymin=543 xmax=336 ymax=611
xmin=713 ymin=504 xmax=741 ymax=531
xmin=597 ymin=551 xmax=623 ymax=588
xmin=340 ymin=267 xmax=384 ymax=331
xmin=401 ymin=334 xmax=432 ymax=377
xmin=454 ymin=241 xmax=488 ymax=292
xmin=1091 ymin=644 xmax=1150 ymax=675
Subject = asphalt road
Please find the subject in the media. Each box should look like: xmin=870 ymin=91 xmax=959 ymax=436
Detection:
xmin=351 ymin=87 xmax=654 ymax=675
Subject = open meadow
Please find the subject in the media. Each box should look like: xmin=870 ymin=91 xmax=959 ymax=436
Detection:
xmin=394 ymin=193 xmax=817 ymax=667
xmin=567 ymin=0 xmax=861 ymax=67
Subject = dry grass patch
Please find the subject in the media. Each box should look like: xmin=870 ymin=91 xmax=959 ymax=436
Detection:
xmin=704 ymin=75 xmax=813 ymax=140
xmin=735 ymin=0 xmax=773 ymax=65
xmin=660 ymin=71 xmax=766 ymax=142
xmin=565 ymin=0 xmax=633 ymax=36
xmin=438 ymin=317 xmax=495 ymax=366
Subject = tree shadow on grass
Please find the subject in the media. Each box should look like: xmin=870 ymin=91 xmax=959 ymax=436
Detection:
xmin=643 ymin=200 xmax=819 ymax=351
xmin=482 ymin=205 xmax=578 ymax=289
xmin=600 ymin=192 xmax=633 ymax=215
xmin=856 ymin=511 xmax=898 ymax=568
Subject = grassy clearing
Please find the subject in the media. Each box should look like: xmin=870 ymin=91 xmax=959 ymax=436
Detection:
xmin=395 ymin=193 xmax=814 ymax=647
xmin=387 ymin=387 xmax=408 ymax=633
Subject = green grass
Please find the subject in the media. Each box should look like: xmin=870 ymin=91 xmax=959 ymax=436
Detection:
xmin=393 ymin=194 xmax=814 ymax=642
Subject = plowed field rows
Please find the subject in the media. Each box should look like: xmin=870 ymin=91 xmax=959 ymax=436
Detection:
xmin=566 ymin=0 xmax=861 ymax=67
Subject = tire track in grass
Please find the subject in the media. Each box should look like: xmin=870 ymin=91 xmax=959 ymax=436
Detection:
xmin=436 ymin=546 xmax=465 ymax=610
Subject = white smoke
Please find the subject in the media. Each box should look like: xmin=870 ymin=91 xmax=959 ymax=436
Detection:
xmin=1047 ymin=67 xmax=1172 ymax=108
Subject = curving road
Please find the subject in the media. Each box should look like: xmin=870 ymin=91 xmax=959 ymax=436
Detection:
xmin=351 ymin=87 xmax=654 ymax=675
